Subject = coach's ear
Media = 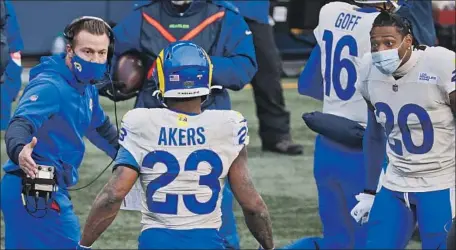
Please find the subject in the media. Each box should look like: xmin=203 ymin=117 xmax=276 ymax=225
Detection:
xmin=66 ymin=44 xmax=73 ymax=56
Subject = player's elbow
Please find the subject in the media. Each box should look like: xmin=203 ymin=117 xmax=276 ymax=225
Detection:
xmin=102 ymin=188 xmax=127 ymax=208
xmin=103 ymin=182 xmax=131 ymax=205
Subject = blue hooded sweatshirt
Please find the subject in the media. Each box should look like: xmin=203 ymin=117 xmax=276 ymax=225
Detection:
xmin=227 ymin=1 xmax=270 ymax=24
xmin=3 ymin=54 xmax=117 ymax=188
xmin=114 ymin=0 xmax=257 ymax=110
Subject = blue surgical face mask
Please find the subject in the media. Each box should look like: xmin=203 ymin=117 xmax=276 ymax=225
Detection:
xmin=71 ymin=53 xmax=107 ymax=84
xmin=371 ymin=39 xmax=406 ymax=75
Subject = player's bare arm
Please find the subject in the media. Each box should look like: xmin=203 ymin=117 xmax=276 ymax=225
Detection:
xmin=228 ymin=146 xmax=274 ymax=250
xmin=79 ymin=166 xmax=139 ymax=247
xmin=449 ymin=91 xmax=455 ymax=117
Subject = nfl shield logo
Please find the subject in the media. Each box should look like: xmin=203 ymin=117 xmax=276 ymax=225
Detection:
xmin=392 ymin=84 xmax=398 ymax=92
xmin=184 ymin=81 xmax=194 ymax=88
xmin=29 ymin=95 xmax=38 ymax=102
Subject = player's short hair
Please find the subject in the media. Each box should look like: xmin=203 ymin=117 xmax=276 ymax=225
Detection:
xmin=68 ymin=19 xmax=111 ymax=46
xmin=372 ymin=11 xmax=412 ymax=37
xmin=371 ymin=11 xmax=417 ymax=46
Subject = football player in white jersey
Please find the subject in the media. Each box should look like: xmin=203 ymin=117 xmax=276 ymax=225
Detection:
xmin=356 ymin=12 xmax=455 ymax=249
xmin=77 ymin=41 xmax=274 ymax=250
xmin=287 ymin=1 xmax=401 ymax=249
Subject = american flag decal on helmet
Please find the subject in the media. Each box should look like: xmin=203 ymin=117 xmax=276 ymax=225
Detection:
xmin=169 ymin=74 xmax=180 ymax=82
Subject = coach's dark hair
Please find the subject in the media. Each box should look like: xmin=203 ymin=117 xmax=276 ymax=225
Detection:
xmin=371 ymin=11 xmax=418 ymax=47
xmin=64 ymin=18 xmax=112 ymax=46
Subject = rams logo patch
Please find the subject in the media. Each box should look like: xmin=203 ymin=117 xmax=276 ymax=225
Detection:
xmin=73 ymin=62 xmax=82 ymax=72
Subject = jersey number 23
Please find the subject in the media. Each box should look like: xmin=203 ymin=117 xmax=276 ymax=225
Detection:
xmin=143 ymin=150 xmax=223 ymax=215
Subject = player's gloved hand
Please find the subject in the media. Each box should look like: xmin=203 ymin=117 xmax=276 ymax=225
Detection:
xmin=350 ymin=192 xmax=375 ymax=224
xmin=76 ymin=243 xmax=92 ymax=250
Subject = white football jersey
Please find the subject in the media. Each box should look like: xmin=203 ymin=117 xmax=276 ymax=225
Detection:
xmin=119 ymin=108 xmax=248 ymax=231
xmin=357 ymin=47 xmax=456 ymax=192
xmin=314 ymin=2 xmax=379 ymax=125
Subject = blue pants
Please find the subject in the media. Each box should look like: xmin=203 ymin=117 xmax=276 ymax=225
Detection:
xmin=285 ymin=135 xmax=366 ymax=249
xmin=1 ymin=60 xmax=22 ymax=130
xmin=138 ymin=228 xmax=226 ymax=249
xmin=366 ymin=187 xmax=455 ymax=249
xmin=219 ymin=181 xmax=240 ymax=249
xmin=1 ymin=173 xmax=80 ymax=249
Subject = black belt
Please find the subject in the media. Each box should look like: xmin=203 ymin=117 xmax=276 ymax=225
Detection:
xmin=8 ymin=169 xmax=26 ymax=178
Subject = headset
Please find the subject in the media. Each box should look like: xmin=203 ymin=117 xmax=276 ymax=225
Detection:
xmin=63 ymin=16 xmax=115 ymax=71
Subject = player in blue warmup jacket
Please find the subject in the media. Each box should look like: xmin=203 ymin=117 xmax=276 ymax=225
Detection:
xmin=1 ymin=16 xmax=119 ymax=249
xmin=1 ymin=0 xmax=23 ymax=130
xmin=77 ymin=41 xmax=274 ymax=250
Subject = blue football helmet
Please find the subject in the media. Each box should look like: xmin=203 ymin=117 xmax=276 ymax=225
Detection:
xmin=354 ymin=0 xmax=406 ymax=12
xmin=153 ymin=41 xmax=213 ymax=99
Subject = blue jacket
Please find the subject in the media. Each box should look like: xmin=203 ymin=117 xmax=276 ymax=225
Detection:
xmin=396 ymin=0 xmax=436 ymax=46
xmin=5 ymin=0 xmax=23 ymax=52
xmin=114 ymin=0 xmax=257 ymax=110
xmin=227 ymin=1 xmax=270 ymax=24
xmin=1 ymin=0 xmax=23 ymax=113
xmin=3 ymin=54 xmax=117 ymax=188
xmin=0 ymin=0 xmax=7 ymax=76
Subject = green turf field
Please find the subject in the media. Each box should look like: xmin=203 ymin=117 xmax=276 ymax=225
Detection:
xmin=1 ymin=78 xmax=421 ymax=249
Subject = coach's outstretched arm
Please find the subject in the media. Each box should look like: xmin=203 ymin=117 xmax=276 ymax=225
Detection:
xmin=229 ymin=146 xmax=275 ymax=250
xmin=79 ymin=164 xmax=139 ymax=248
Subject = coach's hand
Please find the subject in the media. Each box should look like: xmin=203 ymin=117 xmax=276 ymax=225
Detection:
xmin=350 ymin=192 xmax=375 ymax=224
xmin=18 ymin=137 xmax=38 ymax=179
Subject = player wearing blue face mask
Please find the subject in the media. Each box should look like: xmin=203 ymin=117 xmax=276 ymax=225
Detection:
xmin=371 ymin=35 xmax=409 ymax=75
xmin=1 ymin=16 xmax=119 ymax=249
